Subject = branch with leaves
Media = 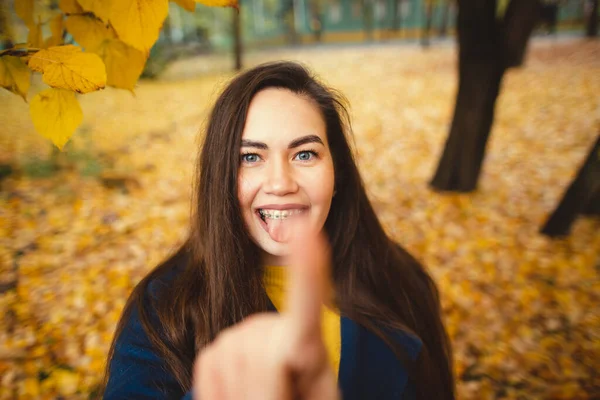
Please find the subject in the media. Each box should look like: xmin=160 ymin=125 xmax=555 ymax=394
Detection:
xmin=0 ymin=0 xmax=237 ymax=150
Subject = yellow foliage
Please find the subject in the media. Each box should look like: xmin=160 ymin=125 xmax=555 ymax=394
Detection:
xmin=94 ymin=39 xmax=147 ymax=91
xmin=20 ymin=378 xmax=40 ymax=397
xmin=0 ymin=56 xmax=31 ymax=101
xmin=59 ymin=0 xmax=84 ymax=14
xmin=76 ymin=0 xmax=110 ymax=22
xmin=50 ymin=14 xmax=65 ymax=39
xmin=1 ymin=33 xmax=599 ymax=400
xmin=27 ymin=21 xmax=44 ymax=48
xmin=109 ymin=0 xmax=170 ymax=54
xmin=65 ymin=15 xmax=116 ymax=51
xmin=44 ymin=14 xmax=65 ymax=48
xmin=29 ymin=88 xmax=83 ymax=149
xmin=196 ymin=0 xmax=238 ymax=7
xmin=15 ymin=0 xmax=35 ymax=26
xmin=172 ymin=0 xmax=196 ymax=11
xmin=28 ymin=45 xmax=106 ymax=94
xmin=52 ymin=369 xmax=80 ymax=396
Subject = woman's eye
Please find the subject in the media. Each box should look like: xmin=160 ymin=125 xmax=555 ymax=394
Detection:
xmin=294 ymin=151 xmax=317 ymax=161
xmin=241 ymin=153 xmax=260 ymax=163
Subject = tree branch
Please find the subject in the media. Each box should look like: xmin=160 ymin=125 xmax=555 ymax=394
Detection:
xmin=0 ymin=47 xmax=40 ymax=57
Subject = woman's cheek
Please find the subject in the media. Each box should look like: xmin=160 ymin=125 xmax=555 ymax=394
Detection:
xmin=237 ymin=174 xmax=256 ymax=207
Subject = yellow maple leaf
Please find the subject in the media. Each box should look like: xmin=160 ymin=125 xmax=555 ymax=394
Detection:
xmin=0 ymin=56 xmax=31 ymax=101
xmin=59 ymin=0 xmax=84 ymax=14
xmin=94 ymin=39 xmax=146 ymax=91
xmin=28 ymin=45 xmax=106 ymax=94
xmin=65 ymin=15 xmax=116 ymax=51
xmin=109 ymin=0 xmax=169 ymax=54
xmin=27 ymin=22 xmax=44 ymax=48
xmin=29 ymin=88 xmax=83 ymax=149
xmin=171 ymin=0 xmax=196 ymax=11
xmin=77 ymin=0 xmax=111 ymax=22
xmin=15 ymin=0 xmax=35 ymax=26
xmin=195 ymin=0 xmax=238 ymax=7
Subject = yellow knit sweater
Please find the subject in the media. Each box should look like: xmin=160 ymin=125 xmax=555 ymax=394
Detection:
xmin=263 ymin=265 xmax=341 ymax=377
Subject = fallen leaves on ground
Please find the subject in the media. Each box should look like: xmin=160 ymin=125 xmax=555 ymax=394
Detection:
xmin=0 ymin=39 xmax=599 ymax=399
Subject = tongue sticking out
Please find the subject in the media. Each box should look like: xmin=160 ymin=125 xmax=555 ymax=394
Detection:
xmin=266 ymin=218 xmax=292 ymax=243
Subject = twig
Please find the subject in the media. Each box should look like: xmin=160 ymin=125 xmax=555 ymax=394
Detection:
xmin=0 ymin=47 xmax=40 ymax=57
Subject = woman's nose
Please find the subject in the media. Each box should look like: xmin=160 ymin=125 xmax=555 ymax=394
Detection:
xmin=263 ymin=159 xmax=298 ymax=195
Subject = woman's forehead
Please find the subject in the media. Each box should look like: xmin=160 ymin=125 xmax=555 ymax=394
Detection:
xmin=241 ymin=88 xmax=326 ymax=145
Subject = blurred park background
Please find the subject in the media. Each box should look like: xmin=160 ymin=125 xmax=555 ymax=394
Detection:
xmin=1 ymin=0 xmax=599 ymax=398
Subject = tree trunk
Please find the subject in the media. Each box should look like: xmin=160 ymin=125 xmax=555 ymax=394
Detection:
xmin=430 ymin=0 xmax=540 ymax=192
xmin=363 ymin=0 xmax=374 ymax=41
xmin=309 ymin=0 xmax=323 ymax=42
xmin=233 ymin=8 xmax=242 ymax=71
xmin=503 ymin=0 xmax=540 ymax=68
xmin=421 ymin=1 xmax=434 ymax=47
xmin=541 ymin=135 xmax=600 ymax=236
xmin=439 ymin=0 xmax=450 ymax=37
xmin=582 ymin=188 xmax=600 ymax=216
xmin=586 ymin=0 xmax=599 ymax=37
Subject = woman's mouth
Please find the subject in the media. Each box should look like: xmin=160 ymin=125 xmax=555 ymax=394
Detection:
xmin=255 ymin=207 xmax=309 ymax=242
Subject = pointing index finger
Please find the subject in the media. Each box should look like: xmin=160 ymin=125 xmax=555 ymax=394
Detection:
xmin=285 ymin=219 xmax=331 ymax=342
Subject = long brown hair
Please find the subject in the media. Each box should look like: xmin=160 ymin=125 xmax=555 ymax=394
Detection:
xmin=101 ymin=61 xmax=455 ymax=399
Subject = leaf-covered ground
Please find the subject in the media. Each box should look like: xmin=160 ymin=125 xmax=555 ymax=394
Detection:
xmin=1 ymin=38 xmax=599 ymax=399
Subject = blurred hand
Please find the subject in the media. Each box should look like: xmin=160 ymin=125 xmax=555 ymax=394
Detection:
xmin=193 ymin=219 xmax=339 ymax=400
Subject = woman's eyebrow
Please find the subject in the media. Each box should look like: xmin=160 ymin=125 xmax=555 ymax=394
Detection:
xmin=241 ymin=140 xmax=268 ymax=149
xmin=288 ymin=135 xmax=324 ymax=149
xmin=240 ymin=135 xmax=324 ymax=150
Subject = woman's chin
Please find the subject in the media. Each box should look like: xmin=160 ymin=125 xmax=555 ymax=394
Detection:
xmin=257 ymin=240 xmax=292 ymax=264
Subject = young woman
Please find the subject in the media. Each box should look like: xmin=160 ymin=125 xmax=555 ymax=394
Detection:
xmin=101 ymin=62 xmax=455 ymax=399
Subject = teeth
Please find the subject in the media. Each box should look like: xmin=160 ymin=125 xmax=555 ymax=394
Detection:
xmin=258 ymin=209 xmax=304 ymax=220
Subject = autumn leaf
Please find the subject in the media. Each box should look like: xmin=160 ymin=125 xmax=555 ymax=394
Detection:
xmin=94 ymin=39 xmax=146 ymax=91
xmin=195 ymin=0 xmax=238 ymax=7
xmin=44 ymin=14 xmax=65 ymax=48
xmin=171 ymin=0 xmax=196 ymax=12
xmin=0 ymin=56 xmax=31 ymax=101
xmin=15 ymin=0 xmax=35 ymax=26
xmin=65 ymin=15 xmax=116 ymax=51
xmin=53 ymin=369 xmax=80 ymax=396
xmin=108 ymin=0 xmax=169 ymax=54
xmin=27 ymin=22 xmax=44 ymax=48
xmin=28 ymin=45 xmax=106 ymax=94
xmin=76 ymin=0 xmax=111 ymax=22
xmin=29 ymin=88 xmax=83 ymax=149
xmin=59 ymin=0 xmax=84 ymax=14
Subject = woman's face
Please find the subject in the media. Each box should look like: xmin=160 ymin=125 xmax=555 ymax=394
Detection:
xmin=237 ymin=88 xmax=335 ymax=266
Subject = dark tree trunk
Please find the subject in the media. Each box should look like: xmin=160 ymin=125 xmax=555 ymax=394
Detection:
xmin=503 ymin=0 xmax=540 ymax=68
xmin=439 ymin=0 xmax=450 ymax=37
xmin=430 ymin=0 xmax=540 ymax=192
xmin=582 ymin=188 xmax=600 ymax=216
xmin=421 ymin=1 xmax=434 ymax=47
xmin=586 ymin=0 xmax=599 ymax=37
xmin=541 ymin=135 xmax=600 ymax=237
xmin=233 ymin=8 xmax=242 ymax=71
xmin=391 ymin=0 xmax=403 ymax=33
xmin=363 ymin=0 xmax=374 ymax=41
xmin=391 ymin=0 xmax=398 ymax=32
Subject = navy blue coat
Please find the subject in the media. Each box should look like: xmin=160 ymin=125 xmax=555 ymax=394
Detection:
xmin=104 ymin=267 xmax=421 ymax=399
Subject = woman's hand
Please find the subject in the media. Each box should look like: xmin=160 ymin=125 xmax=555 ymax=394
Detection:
xmin=193 ymin=220 xmax=339 ymax=400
